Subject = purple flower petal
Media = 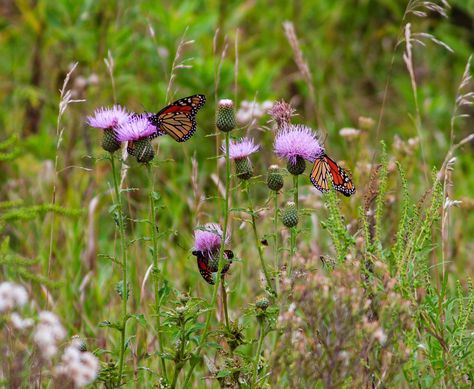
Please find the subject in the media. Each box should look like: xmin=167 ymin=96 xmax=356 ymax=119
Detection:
xmin=221 ymin=137 xmax=260 ymax=160
xmin=87 ymin=105 xmax=130 ymax=130
xmin=194 ymin=223 xmax=230 ymax=254
xmin=274 ymin=124 xmax=324 ymax=164
xmin=115 ymin=116 xmax=157 ymax=141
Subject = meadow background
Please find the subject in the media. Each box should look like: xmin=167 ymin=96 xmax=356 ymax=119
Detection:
xmin=0 ymin=0 xmax=473 ymax=387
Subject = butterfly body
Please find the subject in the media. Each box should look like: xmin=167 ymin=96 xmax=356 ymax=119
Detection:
xmin=148 ymin=95 xmax=206 ymax=142
xmin=310 ymin=153 xmax=355 ymax=197
xmin=192 ymin=249 xmax=234 ymax=285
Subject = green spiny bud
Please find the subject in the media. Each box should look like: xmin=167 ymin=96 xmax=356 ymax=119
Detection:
xmin=267 ymin=165 xmax=284 ymax=191
xmin=282 ymin=201 xmax=298 ymax=228
xmin=134 ymin=138 xmax=155 ymax=163
xmin=216 ymin=99 xmax=236 ymax=132
xmin=102 ymin=128 xmax=121 ymax=153
xmin=287 ymin=156 xmax=306 ymax=175
xmin=256 ymin=296 xmax=270 ymax=311
xmin=235 ymin=157 xmax=253 ymax=180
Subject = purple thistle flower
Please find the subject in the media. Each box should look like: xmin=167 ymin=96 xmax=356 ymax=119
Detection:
xmin=115 ymin=116 xmax=157 ymax=141
xmin=274 ymin=124 xmax=324 ymax=164
xmin=194 ymin=223 xmax=229 ymax=254
xmin=87 ymin=105 xmax=130 ymax=130
xmin=222 ymin=137 xmax=260 ymax=160
xmin=269 ymin=100 xmax=296 ymax=128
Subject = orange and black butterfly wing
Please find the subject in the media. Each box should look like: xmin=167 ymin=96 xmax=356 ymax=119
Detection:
xmin=149 ymin=95 xmax=206 ymax=142
xmin=192 ymin=250 xmax=214 ymax=285
xmin=324 ymin=154 xmax=356 ymax=197
xmin=310 ymin=156 xmax=332 ymax=193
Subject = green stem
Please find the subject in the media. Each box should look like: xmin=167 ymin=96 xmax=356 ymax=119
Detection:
xmin=183 ymin=132 xmax=232 ymax=388
xmin=252 ymin=320 xmax=265 ymax=386
xmin=146 ymin=164 xmax=168 ymax=380
xmin=288 ymin=175 xmax=299 ymax=276
xmin=170 ymin=316 xmax=186 ymax=389
xmin=110 ymin=153 xmax=128 ymax=387
xmin=245 ymin=181 xmax=276 ymax=296
xmin=273 ymin=191 xmax=280 ymax=295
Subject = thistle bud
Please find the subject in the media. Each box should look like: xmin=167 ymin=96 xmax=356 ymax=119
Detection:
xmin=282 ymin=201 xmax=298 ymax=228
xmin=216 ymin=99 xmax=236 ymax=132
xmin=267 ymin=165 xmax=284 ymax=191
xmin=235 ymin=157 xmax=253 ymax=180
xmin=134 ymin=138 xmax=154 ymax=163
xmin=102 ymin=128 xmax=121 ymax=153
xmin=287 ymin=155 xmax=306 ymax=176
xmin=256 ymin=296 xmax=270 ymax=311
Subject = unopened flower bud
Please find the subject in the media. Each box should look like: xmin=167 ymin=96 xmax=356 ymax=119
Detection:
xmin=256 ymin=296 xmax=270 ymax=311
xmin=267 ymin=165 xmax=284 ymax=191
xmin=282 ymin=201 xmax=298 ymax=228
xmin=216 ymin=99 xmax=236 ymax=132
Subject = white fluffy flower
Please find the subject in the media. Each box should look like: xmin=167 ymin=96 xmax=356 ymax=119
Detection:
xmin=10 ymin=312 xmax=34 ymax=330
xmin=0 ymin=282 xmax=28 ymax=312
xmin=33 ymin=311 xmax=66 ymax=360
xmin=56 ymin=345 xmax=100 ymax=387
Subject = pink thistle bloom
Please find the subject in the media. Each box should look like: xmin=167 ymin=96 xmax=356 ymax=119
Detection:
xmin=115 ymin=116 xmax=156 ymax=141
xmin=87 ymin=105 xmax=130 ymax=130
xmin=194 ymin=223 xmax=229 ymax=254
xmin=274 ymin=124 xmax=324 ymax=164
xmin=222 ymin=137 xmax=260 ymax=160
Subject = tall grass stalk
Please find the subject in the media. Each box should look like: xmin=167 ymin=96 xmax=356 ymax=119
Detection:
xmin=146 ymin=164 xmax=167 ymax=380
xmin=183 ymin=132 xmax=232 ymax=387
xmin=252 ymin=319 xmax=265 ymax=386
xmin=245 ymin=181 xmax=276 ymax=296
xmin=110 ymin=153 xmax=129 ymax=387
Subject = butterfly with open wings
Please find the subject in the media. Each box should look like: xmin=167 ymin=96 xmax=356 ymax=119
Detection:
xmin=310 ymin=153 xmax=356 ymax=197
xmin=148 ymin=94 xmax=206 ymax=142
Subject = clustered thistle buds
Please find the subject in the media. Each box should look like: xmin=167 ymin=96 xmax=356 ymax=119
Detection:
xmin=216 ymin=99 xmax=236 ymax=132
xmin=267 ymin=165 xmax=284 ymax=191
xmin=282 ymin=201 xmax=298 ymax=228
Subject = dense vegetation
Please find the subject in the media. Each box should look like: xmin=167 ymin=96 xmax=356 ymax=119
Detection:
xmin=0 ymin=1 xmax=473 ymax=387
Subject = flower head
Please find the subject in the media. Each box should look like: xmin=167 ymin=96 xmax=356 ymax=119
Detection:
xmin=0 ymin=281 xmax=28 ymax=312
xmin=269 ymin=100 xmax=296 ymax=127
xmin=274 ymin=124 xmax=324 ymax=164
xmin=33 ymin=311 xmax=66 ymax=360
xmin=194 ymin=223 xmax=229 ymax=254
xmin=115 ymin=116 xmax=156 ymax=141
xmin=216 ymin=99 xmax=236 ymax=132
xmin=55 ymin=345 xmax=100 ymax=387
xmin=222 ymin=137 xmax=260 ymax=160
xmin=87 ymin=105 xmax=130 ymax=130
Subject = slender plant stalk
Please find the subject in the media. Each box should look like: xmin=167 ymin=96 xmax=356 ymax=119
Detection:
xmin=245 ymin=181 xmax=276 ymax=296
xmin=273 ymin=191 xmax=280 ymax=295
xmin=252 ymin=320 xmax=265 ymax=386
xmin=170 ymin=315 xmax=186 ymax=389
xmin=183 ymin=132 xmax=232 ymax=387
xmin=221 ymin=280 xmax=230 ymax=329
xmin=110 ymin=153 xmax=128 ymax=387
xmin=146 ymin=164 xmax=168 ymax=380
xmin=288 ymin=175 xmax=299 ymax=275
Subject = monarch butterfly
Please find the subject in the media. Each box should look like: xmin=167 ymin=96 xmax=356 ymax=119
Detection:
xmin=192 ymin=249 xmax=234 ymax=285
xmin=148 ymin=95 xmax=206 ymax=142
xmin=310 ymin=153 xmax=356 ymax=197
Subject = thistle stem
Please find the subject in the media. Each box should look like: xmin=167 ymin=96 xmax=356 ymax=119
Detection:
xmin=110 ymin=153 xmax=128 ymax=387
xmin=183 ymin=132 xmax=231 ymax=387
xmin=146 ymin=164 xmax=167 ymax=380
xmin=245 ymin=181 xmax=276 ymax=296
xmin=288 ymin=175 xmax=299 ymax=275
xmin=273 ymin=191 xmax=280 ymax=295
xmin=252 ymin=320 xmax=265 ymax=386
